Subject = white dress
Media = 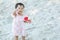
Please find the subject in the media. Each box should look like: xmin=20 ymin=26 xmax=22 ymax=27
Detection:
xmin=12 ymin=11 xmax=27 ymax=36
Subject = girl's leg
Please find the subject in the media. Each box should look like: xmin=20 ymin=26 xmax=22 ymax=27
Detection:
xmin=15 ymin=36 xmax=18 ymax=40
xmin=22 ymin=36 xmax=25 ymax=40
xmin=21 ymin=25 xmax=26 ymax=40
xmin=21 ymin=29 xmax=26 ymax=40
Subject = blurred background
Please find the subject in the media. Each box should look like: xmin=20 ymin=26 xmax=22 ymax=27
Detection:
xmin=0 ymin=0 xmax=60 ymax=40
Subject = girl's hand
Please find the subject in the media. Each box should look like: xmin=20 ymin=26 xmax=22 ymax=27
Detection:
xmin=12 ymin=10 xmax=17 ymax=17
xmin=24 ymin=21 xmax=28 ymax=23
xmin=28 ymin=20 xmax=31 ymax=23
xmin=24 ymin=20 xmax=31 ymax=23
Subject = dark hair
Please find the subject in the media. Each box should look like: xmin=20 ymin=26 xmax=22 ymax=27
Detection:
xmin=15 ymin=3 xmax=25 ymax=9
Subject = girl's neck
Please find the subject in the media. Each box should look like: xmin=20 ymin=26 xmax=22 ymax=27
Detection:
xmin=18 ymin=13 xmax=23 ymax=16
xmin=16 ymin=11 xmax=23 ymax=16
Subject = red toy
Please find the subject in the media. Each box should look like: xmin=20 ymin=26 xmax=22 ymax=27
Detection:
xmin=24 ymin=16 xmax=31 ymax=23
xmin=24 ymin=16 xmax=28 ymax=21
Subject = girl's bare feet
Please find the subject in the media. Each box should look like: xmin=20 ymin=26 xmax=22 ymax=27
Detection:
xmin=22 ymin=36 xmax=25 ymax=40
xmin=15 ymin=36 xmax=18 ymax=40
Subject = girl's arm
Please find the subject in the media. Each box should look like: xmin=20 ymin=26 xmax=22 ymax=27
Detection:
xmin=11 ymin=10 xmax=17 ymax=18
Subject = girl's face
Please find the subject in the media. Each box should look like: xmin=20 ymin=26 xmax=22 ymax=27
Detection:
xmin=17 ymin=5 xmax=24 ymax=14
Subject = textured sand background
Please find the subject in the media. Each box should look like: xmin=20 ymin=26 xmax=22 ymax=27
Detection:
xmin=0 ymin=0 xmax=60 ymax=40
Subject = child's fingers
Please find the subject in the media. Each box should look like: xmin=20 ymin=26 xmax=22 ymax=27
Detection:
xmin=28 ymin=20 xmax=31 ymax=23
xmin=24 ymin=21 xmax=28 ymax=23
xmin=24 ymin=20 xmax=31 ymax=23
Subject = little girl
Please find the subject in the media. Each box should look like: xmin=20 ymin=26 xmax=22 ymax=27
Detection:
xmin=11 ymin=3 xmax=31 ymax=40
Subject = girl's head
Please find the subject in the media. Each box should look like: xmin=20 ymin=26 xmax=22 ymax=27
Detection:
xmin=15 ymin=3 xmax=25 ymax=14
